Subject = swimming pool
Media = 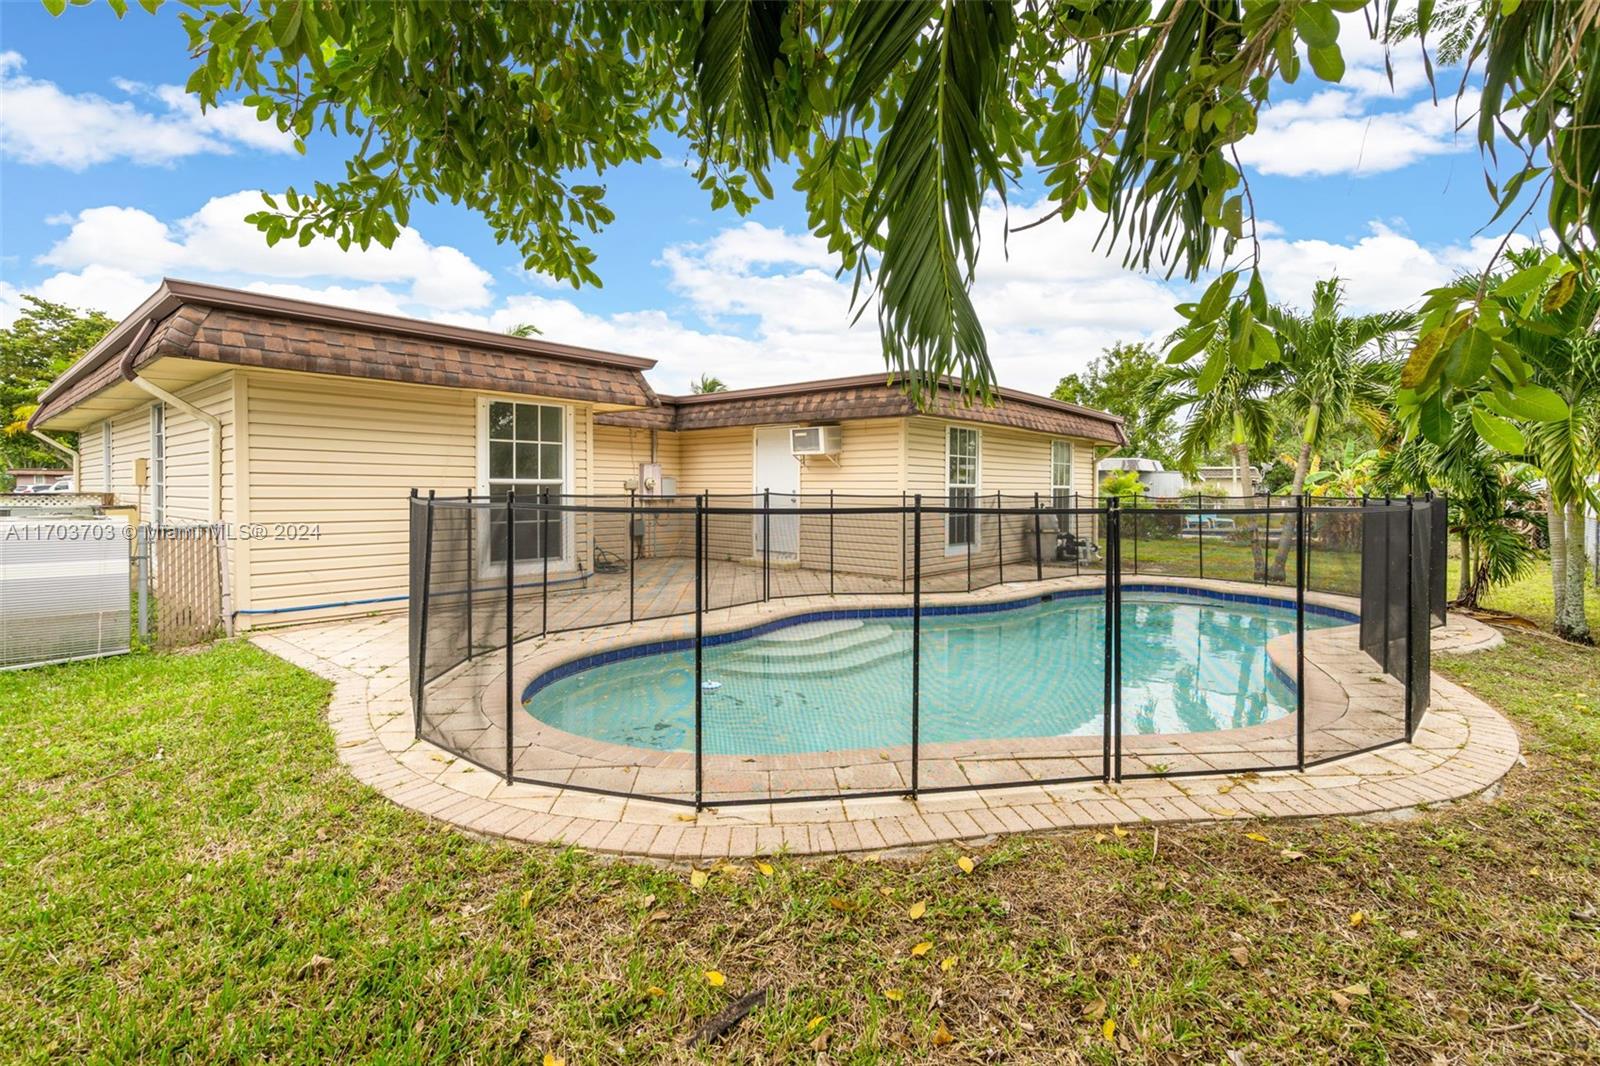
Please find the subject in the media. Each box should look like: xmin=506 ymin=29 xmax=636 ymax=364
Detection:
xmin=523 ymin=590 xmax=1348 ymax=756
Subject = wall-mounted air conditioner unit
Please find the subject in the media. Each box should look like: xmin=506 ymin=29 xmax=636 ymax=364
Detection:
xmin=790 ymin=425 xmax=842 ymax=460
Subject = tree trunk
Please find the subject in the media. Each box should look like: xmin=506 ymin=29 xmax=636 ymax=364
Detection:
xmin=1563 ymin=499 xmax=1591 ymax=642
xmin=1547 ymin=494 xmax=1568 ymax=634
xmin=1455 ymin=529 xmax=1472 ymax=603
xmin=1269 ymin=405 xmax=1318 ymax=583
xmin=1235 ymin=440 xmax=1266 ymax=582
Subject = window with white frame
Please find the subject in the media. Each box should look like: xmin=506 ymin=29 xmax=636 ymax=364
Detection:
xmin=149 ymin=405 xmax=166 ymax=523
xmin=485 ymin=400 xmax=565 ymax=563
xmin=946 ymin=425 xmax=979 ymax=548
xmin=101 ymin=423 xmax=113 ymax=493
xmin=1051 ymin=440 xmax=1073 ymax=511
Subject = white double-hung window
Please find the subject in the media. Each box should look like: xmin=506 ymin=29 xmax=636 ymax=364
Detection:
xmin=101 ymin=422 xmax=113 ymax=493
xmin=1051 ymin=440 xmax=1073 ymax=511
xmin=946 ymin=425 xmax=979 ymax=549
xmin=149 ymin=404 xmax=166 ymax=523
xmin=483 ymin=400 xmax=566 ymax=565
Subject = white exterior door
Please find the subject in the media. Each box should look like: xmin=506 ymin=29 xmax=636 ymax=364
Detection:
xmin=753 ymin=427 xmax=800 ymax=560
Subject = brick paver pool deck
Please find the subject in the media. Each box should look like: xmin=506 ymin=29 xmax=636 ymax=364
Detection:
xmin=254 ymin=576 xmax=1517 ymax=861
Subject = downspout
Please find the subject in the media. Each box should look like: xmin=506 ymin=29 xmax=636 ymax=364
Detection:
xmin=28 ymin=429 xmax=79 ymax=489
xmin=119 ymin=318 xmax=233 ymax=635
xmin=118 ymin=320 xmax=223 ymax=522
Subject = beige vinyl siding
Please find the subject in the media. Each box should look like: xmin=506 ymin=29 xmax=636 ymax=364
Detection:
xmin=791 ymin=418 xmax=905 ymax=579
xmin=78 ymin=421 xmax=103 ymax=495
xmin=160 ymin=373 xmax=236 ymax=524
xmin=676 ymin=427 xmax=754 ymax=497
xmin=903 ymin=416 xmax=1104 ymax=580
xmin=676 ymin=427 xmax=757 ymax=565
xmin=83 ymin=405 xmax=157 ymax=517
xmin=592 ymin=424 xmax=684 ymax=495
xmin=239 ymin=368 xmax=592 ymax=624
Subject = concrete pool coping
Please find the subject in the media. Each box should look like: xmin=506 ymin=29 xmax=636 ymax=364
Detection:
xmin=254 ymin=576 xmax=1518 ymax=860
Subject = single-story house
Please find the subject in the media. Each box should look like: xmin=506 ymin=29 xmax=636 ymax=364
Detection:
xmin=29 ymin=279 xmax=1126 ymax=627
xmin=5 ymin=466 xmax=71 ymax=491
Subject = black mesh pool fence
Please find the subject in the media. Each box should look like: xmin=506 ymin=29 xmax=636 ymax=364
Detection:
xmin=409 ymin=491 xmax=1441 ymax=807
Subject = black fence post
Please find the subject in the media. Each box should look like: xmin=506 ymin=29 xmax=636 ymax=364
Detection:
xmin=911 ymin=493 xmax=922 ymax=800
xmin=1404 ymin=493 xmax=1416 ymax=743
xmin=900 ymin=490 xmax=908 ymax=594
xmin=541 ymin=491 xmax=550 ymax=636
xmin=829 ymin=488 xmax=835 ymax=597
xmin=1101 ymin=497 xmax=1114 ymax=783
xmin=694 ymin=493 xmax=705 ymax=809
xmin=1131 ymin=495 xmax=1138 ymax=576
xmin=1262 ymin=490 xmax=1272 ymax=585
xmin=1197 ymin=493 xmax=1205 ymax=580
xmin=996 ymin=490 xmax=1005 ymax=585
xmin=1109 ymin=496 xmax=1123 ymax=781
xmin=763 ymin=488 xmax=771 ymax=603
xmin=966 ymin=497 xmax=973 ymax=592
xmin=504 ymin=488 xmax=516 ymax=784
xmin=628 ymin=489 xmax=636 ymax=623
xmin=464 ymin=488 xmax=474 ymax=660
xmin=1296 ymin=493 xmax=1307 ymax=770
xmin=1033 ymin=491 xmax=1043 ymax=582
xmin=415 ymin=491 xmax=435 ymax=740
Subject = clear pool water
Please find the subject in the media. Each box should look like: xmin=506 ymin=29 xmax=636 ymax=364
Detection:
xmin=525 ymin=592 xmax=1343 ymax=755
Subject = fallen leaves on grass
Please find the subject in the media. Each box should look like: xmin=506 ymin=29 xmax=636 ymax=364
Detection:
xmin=542 ymin=1053 xmax=565 ymax=1066
xmin=933 ymin=1020 xmax=955 ymax=1046
xmin=908 ymin=900 xmax=927 ymax=920
xmin=910 ymin=941 xmax=933 ymax=957
xmin=956 ymin=856 xmax=975 ymax=874
xmin=884 ymin=988 xmax=904 ymax=1002
xmin=755 ymin=861 xmax=773 ymax=877
xmin=940 ymin=956 xmax=958 ymax=973
xmin=704 ymin=970 xmax=725 ymax=988
xmin=1349 ymin=910 xmax=1368 ymax=928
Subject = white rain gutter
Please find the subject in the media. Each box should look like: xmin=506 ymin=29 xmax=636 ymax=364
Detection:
xmin=28 ymin=429 xmax=79 ymax=488
xmin=117 ymin=319 xmax=223 ymax=522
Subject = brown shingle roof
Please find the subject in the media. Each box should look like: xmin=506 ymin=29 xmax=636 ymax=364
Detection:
xmin=31 ymin=279 xmax=659 ymax=427
xmin=595 ymin=375 xmax=1126 ymax=444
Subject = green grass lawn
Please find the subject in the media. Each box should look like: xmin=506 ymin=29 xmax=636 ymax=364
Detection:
xmin=3 ymin=633 xmax=1597 ymax=1062
xmin=1448 ymin=557 xmax=1600 ymax=633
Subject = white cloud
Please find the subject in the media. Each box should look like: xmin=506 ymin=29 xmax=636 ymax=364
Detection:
xmin=1238 ymin=91 xmax=1462 ymax=177
xmin=5 ymin=190 xmax=1513 ymax=398
xmin=1234 ymin=11 xmax=1467 ymax=179
xmin=36 ymin=192 xmax=494 ymax=312
xmin=1259 ymin=220 xmax=1517 ymax=313
xmin=0 ymin=52 xmax=293 ymax=170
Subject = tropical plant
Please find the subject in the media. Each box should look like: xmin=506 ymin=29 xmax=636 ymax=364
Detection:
xmin=1373 ymin=425 xmax=1540 ymax=612
xmin=1098 ymin=470 xmax=1148 ymax=500
xmin=1491 ymin=250 xmax=1600 ymax=642
xmin=505 ymin=323 xmax=543 ymax=338
xmin=71 ymin=1 xmax=1598 ymax=406
xmin=1262 ymin=277 xmax=1412 ymax=579
xmin=2 ymin=296 xmax=115 ymax=469
xmin=1140 ymin=344 xmax=1277 ymax=578
xmin=689 ymin=374 xmax=728 ymax=395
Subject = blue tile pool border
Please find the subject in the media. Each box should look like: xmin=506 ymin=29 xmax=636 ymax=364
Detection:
xmin=520 ymin=584 xmax=1358 ymax=705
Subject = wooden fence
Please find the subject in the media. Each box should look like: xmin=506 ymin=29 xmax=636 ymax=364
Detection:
xmin=136 ymin=525 xmax=228 ymax=650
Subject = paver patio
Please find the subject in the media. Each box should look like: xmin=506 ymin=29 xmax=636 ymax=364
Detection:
xmin=253 ymin=568 xmax=1519 ymax=860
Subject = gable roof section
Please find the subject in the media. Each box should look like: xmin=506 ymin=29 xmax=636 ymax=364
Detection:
xmin=595 ymin=375 xmax=1126 ymax=445
xmin=30 ymin=279 xmax=660 ymax=428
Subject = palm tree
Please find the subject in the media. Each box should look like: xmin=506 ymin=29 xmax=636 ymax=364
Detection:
xmin=1263 ymin=278 xmax=1413 ymax=580
xmin=1374 ymin=422 xmax=1539 ymax=611
xmin=1140 ymin=341 xmax=1277 ymax=578
xmin=1498 ymin=250 xmax=1600 ymax=642
xmin=690 ymin=373 xmax=728 ymax=394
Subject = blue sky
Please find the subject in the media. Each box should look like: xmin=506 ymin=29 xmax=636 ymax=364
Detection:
xmin=0 ymin=3 xmax=1522 ymax=394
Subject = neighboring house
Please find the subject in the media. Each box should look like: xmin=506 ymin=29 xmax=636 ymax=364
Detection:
xmin=29 ymin=279 xmax=1126 ymax=628
xmin=5 ymin=467 xmax=71 ymax=492
xmin=1192 ymin=462 xmax=1262 ymax=497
